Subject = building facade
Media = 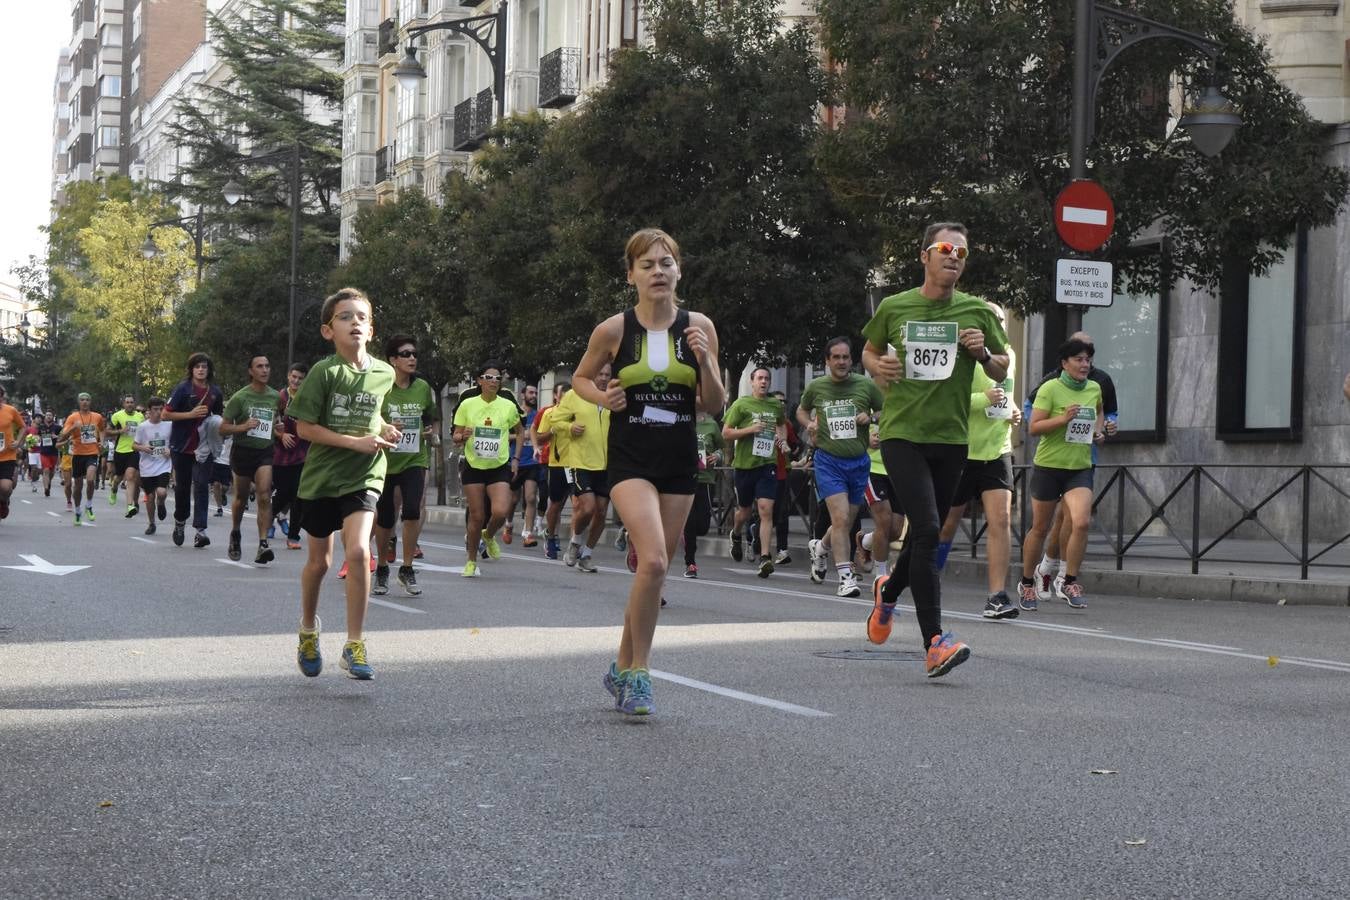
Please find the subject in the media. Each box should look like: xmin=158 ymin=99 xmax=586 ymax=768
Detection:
xmin=50 ymin=0 xmax=206 ymax=210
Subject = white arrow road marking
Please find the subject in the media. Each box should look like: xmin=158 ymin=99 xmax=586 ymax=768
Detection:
xmin=411 ymin=562 xmax=464 ymax=574
xmin=20 ymin=499 xmax=32 ymax=505
xmin=2 ymin=555 xmax=90 ymax=576
xmin=1062 ymin=205 xmax=1108 ymax=225
xmin=46 ymin=511 xmax=61 ymax=518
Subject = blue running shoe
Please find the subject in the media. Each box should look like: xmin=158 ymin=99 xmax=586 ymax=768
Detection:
xmin=340 ymin=640 xmax=373 ymax=680
xmin=619 ymin=668 xmax=654 ymax=716
xmin=603 ymin=661 xmax=625 ymax=708
xmin=267 ymin=524 xmax=276 ymax=539
xmin=545 ymin=535 xmax=560 ymax=560
xmin=297 ymin=618 xmax=322 ymax=677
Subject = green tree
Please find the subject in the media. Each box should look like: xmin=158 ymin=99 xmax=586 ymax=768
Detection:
xmin=168 ymin=0 xmax=344 ymax=370
xmin=329 ymin=188 xmax=466 ymax=393
xmin=451 ymin=0 xmax=870 ymax=380
xmin=815 ymin=0 xmax=1349 ymax=313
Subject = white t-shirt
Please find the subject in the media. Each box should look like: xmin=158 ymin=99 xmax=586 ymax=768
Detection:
xmin=216 ymin=434 xmax=232 ymax=467
xmin=135 ymin=421 xmax=173 ymax=477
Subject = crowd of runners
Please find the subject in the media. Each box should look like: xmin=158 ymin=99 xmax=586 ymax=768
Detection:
xmin=0 ymin=223 xmax=1119 ymax=716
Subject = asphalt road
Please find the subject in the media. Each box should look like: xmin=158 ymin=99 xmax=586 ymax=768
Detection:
xmin=2 ymin=486 xmax=1348 ymax=898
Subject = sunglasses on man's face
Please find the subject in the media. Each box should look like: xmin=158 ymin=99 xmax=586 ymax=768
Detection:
xmin=926 ymin=241 xmax=969 ymax=260
xmin=393 ymin=349 xmax=416 ymax=359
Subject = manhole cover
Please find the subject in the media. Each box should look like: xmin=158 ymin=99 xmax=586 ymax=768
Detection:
xmin=813 ymin=649 xmax=925 ymax=661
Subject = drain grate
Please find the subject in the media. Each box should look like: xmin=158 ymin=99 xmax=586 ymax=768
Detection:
xmin=814 ymin=648 xmax=925 ymax=662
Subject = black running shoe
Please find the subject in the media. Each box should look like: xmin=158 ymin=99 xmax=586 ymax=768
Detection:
xmin=228 ymin=530 xmax=242 ymax=561
xmin=173 ymin=521 xmax=185 ymax=546
xmin=255 ymin=540 xmax=274 ymax=565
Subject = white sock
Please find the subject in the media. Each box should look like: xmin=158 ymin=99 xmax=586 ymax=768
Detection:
xmin=875 ymin=560 xmax=888 ymax=577
xmin=1057 ymin=561 xmax=1068 ymax=578
xmin=1038 ymin=555 xmax=1059 ymax=575
xmin=861 ymin=531 xmax=874 ymax=552
xmin=836 ymin=563 xmax=853 ymax=581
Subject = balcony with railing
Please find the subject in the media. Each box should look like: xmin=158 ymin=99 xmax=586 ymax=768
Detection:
xmin=452 ymin=88 xmax=494 ymax=150
xmin=375 ymin=143 xmax=394 ymax=183
xmin=538 ymin=47 xmax=580 ymax=109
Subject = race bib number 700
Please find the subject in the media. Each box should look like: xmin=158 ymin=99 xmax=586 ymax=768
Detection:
xmin=903 ymin=321 xmax=958 ymax=381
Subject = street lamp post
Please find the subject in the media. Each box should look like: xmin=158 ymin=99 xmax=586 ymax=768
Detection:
xmin=223 ymin=143 xmax=303 ymax=369
xmin=1065 ymin=0 xmax=1241 ymax=333
xmin=392 ymin=7 xmax=508 ymax=119
xmin=142 ymin=209 xmax=206 ymax=288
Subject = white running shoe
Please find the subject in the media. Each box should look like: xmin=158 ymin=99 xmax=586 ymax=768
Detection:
xmin=1052 ymin=574 xmax=1069 ymax=602
xmin=808 ymin=539 xmax=828 ymax=584
xmin=836 ymin=573 xmax=861 ymax=598
xmin=1035 ymin=562 xmax=1057 ymax=600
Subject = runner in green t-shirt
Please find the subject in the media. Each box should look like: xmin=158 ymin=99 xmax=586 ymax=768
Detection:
xmin=936 ymin=302 xmax=1022 ymax=620
xmin=1018 ymin=337 xmax=1103 ymax=611
xmin=859 ymin=221 xmax=1010 ymax=679
xmin=220 ymin=355 xmax=282 ymax=566
xmin=680 ymin=411 xmax=726 ymax=578
xmin=798 ymin=337 xmax=885 ymax=598
xmin=373 ymin=334 xmax=439 ymax=596
xmin=287 ymin=287 xmax=401 ymax=682
xmin=107 ymin=395 xmax=144 ymax=516
xmin=722 ymin=367 xmax=787 ymax=576
xmin=452 ymin=361 xmax=522 ymax=578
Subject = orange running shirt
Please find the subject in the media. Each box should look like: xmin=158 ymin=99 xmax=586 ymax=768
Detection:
xmin=0 ymin=404 xmax=22 ymax=462
xmin=63 ymin=411 xmax=105 ymax=455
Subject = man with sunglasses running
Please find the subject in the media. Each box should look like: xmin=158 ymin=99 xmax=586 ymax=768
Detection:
xmin=861 ymin=222 xmax=1009 ymax=678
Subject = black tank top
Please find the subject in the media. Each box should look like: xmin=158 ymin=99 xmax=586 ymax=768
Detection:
xmin=607 ymin=307 xmax=700 ymax=478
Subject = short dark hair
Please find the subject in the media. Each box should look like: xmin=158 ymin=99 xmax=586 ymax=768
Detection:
xmin=479 ymin=360 xmax=504 ymax=377
xmin=750 ymin=366 xmax=772 ymax=381
xmin=321 ymin=287 xmax=371 ymax=326
xmin=921 ymin=221 xmax=968 ymax=250
xmin=247 ymin=353 xmax=268 ymax=368
xmin=186 ymin=352 xmax=214 ymax=381
xmin=1057 ymin=338 xmax=1094 ymax=361
xmin=824 ymin=336 xmax=852 ymax=359
xmin=288 ymin=362 xmax=309 ymax=376
xmin=385 ymin=334 xmax=416 ymax=358
xmin=147 ymin=396 xmax=165 ymax=408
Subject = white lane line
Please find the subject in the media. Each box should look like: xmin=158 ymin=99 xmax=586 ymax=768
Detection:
xmin=415 ymin=562 xmax=464 ymax=574
xmin=421 ymin=529 xmax=1350 ymax=676
xmin=369 ymin=597 xmax=425 ymax=614
xmin=1155 ymin=638 xmax=1244 ymax=652
xmin=650 ymin=669 xmax=832 ymax=718
xmin=46 ymin=511 xmax=61 ymax=518
xmin=214 ymin=559 xmax=253 ymax=570
xmin=20 ymin=499 xmax=32 ymax=505
xmin=129 ymin=537 xmax=156 ymax=544
xmin=722 ymin=566 xmax=814 ymax=582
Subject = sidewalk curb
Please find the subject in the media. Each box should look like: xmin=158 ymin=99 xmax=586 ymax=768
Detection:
xmin=422 ymin=505 xmax=1350 ymax=607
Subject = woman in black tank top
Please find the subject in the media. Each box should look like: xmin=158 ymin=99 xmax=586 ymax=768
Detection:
xmin=570 ymin=229 xmax=725 ymax=717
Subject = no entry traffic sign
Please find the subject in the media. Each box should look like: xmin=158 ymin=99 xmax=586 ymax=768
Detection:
xmin=1054 ymin=180 xmax=1115 ymax=252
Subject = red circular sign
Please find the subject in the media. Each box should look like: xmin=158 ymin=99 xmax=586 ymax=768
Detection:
xmin=1054 ymin=180 xmax=1115 ymax=252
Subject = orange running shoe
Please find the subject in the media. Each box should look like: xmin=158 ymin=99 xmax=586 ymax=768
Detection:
xmin=503 ymin=524 xmax=514 ymax=545
xmin=866 ymin=574 xmax=895 ymax=645
xmin=337 ymin=560 xmax=349 ymax=579
xmin=925 ymin=631 xmax=971 ymax=678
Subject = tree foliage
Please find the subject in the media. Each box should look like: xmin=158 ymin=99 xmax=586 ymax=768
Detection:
xmin=815 ymin=0 xmax=1349 ymax=313
xmin=409 ymin=0 xmax=871 ymax=381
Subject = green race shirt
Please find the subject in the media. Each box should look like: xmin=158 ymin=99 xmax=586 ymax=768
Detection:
xmin=453 ymin=394 xmax=520 ymax=470
xmin=1032 ymin=375 xmax=1102 ymax=471
xmin=222 ymin=385 xmax=282 ymax=451
xmin=966 ymin=347 xmax=1017 ymax=462
xmin=860 ymin=288 xmax=1008 ymax=445
xmin=382 ymin=378 xmax=438 ymax=474
xmin=724 ymin=395 xmax=784 ymax=470
xmin=288 ymin=353 xmax=396 ymax=499
xmin=695 ymin=416 xmax=726 ymax=485
xmin=868 ymin=425 xmax=886 ymax=475
xmin=799 ymin=373 xmax=885 ymax=460
xmin=110 ymin=410 xmax=144 ymax=454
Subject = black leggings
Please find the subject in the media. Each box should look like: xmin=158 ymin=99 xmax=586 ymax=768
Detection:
xmin=271 ymin=464 xmax=303 ymax=540
xmin=879 ymin=439 xmax=968 ymax=648
xmin=683 ymin=483 xmax=712 ymax=565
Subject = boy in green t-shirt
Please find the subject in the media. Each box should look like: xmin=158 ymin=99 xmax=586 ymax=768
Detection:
xmin=722 ymin=366 xmax=787 ymax=576
xmin=286 ymin=287 xmax=400 ymax=680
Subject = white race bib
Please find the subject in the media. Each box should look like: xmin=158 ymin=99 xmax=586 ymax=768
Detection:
xmin=903 ymin=321 xmax=959 ymax=381
xmin=0 ymin=435 xmax=5 ymax=452
xmin=1065 ymin=407 xmax=1096 ymax=445
xmin=246 ymin=407 xmax=274 ymax=441
xmin=41 ymin=435 xmax=53 ymax=447
xmin=149 ymin=438 xmax=169 ymax=458
xmin=393 ymin=416 xmax=421 ymax=454
xmin=985 ymin=379 xmax=1015 ymax=420
xmin=472 ymin=426 xmax=502 ymax=461
xmin=751 ymin=430 xmax=775 ymax=459
xmin=80 ymin=425 xmax=97 ymax=444
xmin=824 ymin=403 xmax=858 ymax=441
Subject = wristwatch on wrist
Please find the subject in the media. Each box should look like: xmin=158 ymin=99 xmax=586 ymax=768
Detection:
xmin=979 ymin=346 xmax=992 ymax=363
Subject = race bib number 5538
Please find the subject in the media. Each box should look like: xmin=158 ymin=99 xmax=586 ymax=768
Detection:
xmin=1065 ymin=407 xmax=1096 ymax=445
